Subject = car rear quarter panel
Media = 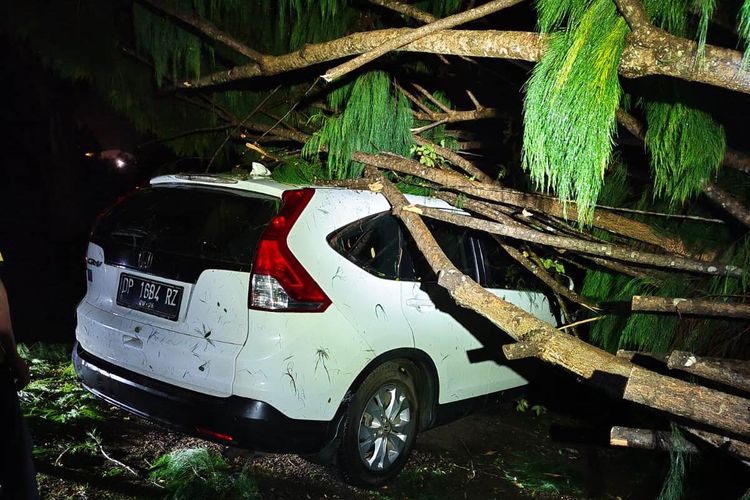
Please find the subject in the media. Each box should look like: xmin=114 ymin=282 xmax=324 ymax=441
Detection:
xmin=233 ymin=189 xmax=414 ymax=421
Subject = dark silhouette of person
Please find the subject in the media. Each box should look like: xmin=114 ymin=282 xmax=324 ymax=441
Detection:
xmin=0 ymin=252 xmax=39 ymax=499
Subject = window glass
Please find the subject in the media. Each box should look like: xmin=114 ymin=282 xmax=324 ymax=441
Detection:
xmin=418 ymin=220 xmax=476 ymax=279
xmin=92 ymin=186 xmax=278 ymax=265
xmin=477 ymin=232 xmax=540 ymax=291
xmin=329 ymin=213 xmax=479 ymax=282
xmin=328 ymin=213 xmax=415 ymax=280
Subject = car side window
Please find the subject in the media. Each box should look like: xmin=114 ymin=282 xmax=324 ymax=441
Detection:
xmin=329 ymin=213 xmax=481 ymax=283
xmin=328 ymin=213 xmax=416 ymax=280
xmin=476 ymin=232 xmax=539 ymax=291
xmin=409 ymin=220 xmax=479 ymax=282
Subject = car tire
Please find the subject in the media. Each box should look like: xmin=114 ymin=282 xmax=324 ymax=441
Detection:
xmin=337 ymin=361 xmax=419 ymax=488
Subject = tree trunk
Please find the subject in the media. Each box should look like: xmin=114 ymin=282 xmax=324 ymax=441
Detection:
xmin=667 ymin=352 xmax=750 ymax=393
xmin=368 ymin=167 xmax=750 ymax=438
xmin=631 ymin=295 xmax=750 ymax=319
xmin=623 ymin=367 xmax=750 ymax=436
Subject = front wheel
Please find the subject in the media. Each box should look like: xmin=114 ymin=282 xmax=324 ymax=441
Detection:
xmin=337 ymin=361 xmax=419 ymax=488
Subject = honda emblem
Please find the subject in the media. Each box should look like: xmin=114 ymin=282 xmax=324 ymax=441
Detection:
xmin=137 ymin=250 xmax=154 ymax=270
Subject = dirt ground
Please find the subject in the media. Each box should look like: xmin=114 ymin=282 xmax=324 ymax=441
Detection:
xmin=26 ymin=361 xmax=750 ymax=500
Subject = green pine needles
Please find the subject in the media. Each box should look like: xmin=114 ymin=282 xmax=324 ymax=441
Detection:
xmin=133 ymin=1 xmax=205 ymax=87
xmin=739 ymin=0 xmax=750 ymax=66
xmin=150 ymin=448 xmax=259 ymax=500
xmin=643 ymin=100 xmax=726 ymax=205
xmin=641 ymin=0 xmax=727 ymax=206
xmin=523 ymin=0 xmax=629 ymax=224
xmin=303 ymin=71 xmax=414 ymax=179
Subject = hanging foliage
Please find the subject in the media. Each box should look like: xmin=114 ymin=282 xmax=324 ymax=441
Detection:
xmin=303 ymin=71 xmax=414 ymax=179
xmin=694 ymin=0 xmax=716 ymax=59
xmin=643 ymin=100 xmax=725 ymax=205
xmin=523 ymin=0 xmax=628 ymax=224
xmin=133 ymin=1 xmax=206 ymax=87
xmin=738 ymin=0 xmax=750 ymax=66
xmin=640 ymin=0 xmax=727 ymax=207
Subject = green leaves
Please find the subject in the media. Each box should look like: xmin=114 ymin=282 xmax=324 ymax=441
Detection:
xmin=150 ymin=448 xmax=259 ymax=500
xmin=303 ymin=71 xmax=414 ymax=179
xmin=523 ymin=0 xmax=629 ymax=224
xmin=18 ymin=344 xmax=106 ymax=424
xmin=643 ymin=99 xmax=726 ymax=205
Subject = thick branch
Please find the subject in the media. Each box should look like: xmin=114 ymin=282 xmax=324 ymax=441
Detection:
xmin=414 ymin=204 xmax=742 ymax=277
xmin=354 ymin=152 xmax=689 ymax=254
xmin=683 ymin=428 xmax=750 ymax=463
xmin=138 ymin=0 xmax=265 ymax=63
xmin=412 ymin=136 xmax=493 ymax=183
xmin=632 ymin=295 xmax=750 ymax=319
xmin=667 ymin=351 xmax=750 ymax=393
xmin=368 ymin=0 xmax=438 ymax=24
xmin=703 ymin=183 xmax=750 ymax=229
xmin=437 ymin=192 xmax=600 ymax=310
xmin=369 ymin=168 xmax=749 ymax=437
xmin=321 ymin=0 xmax=524 ymax=81
xmin=179 ymin=29 xmax=545 ymax=89
xmin=623 ymin=367 xmax=750 ymax=436
xmin=412 ymin=106 xmax=502 ymax=124
xmin=617 ymin=109 xmax=750 ymax=228
xmin=725 ymin=149 xmax=750 ymax=174
xmin=620 ymin=27 xmax=750 ymax=95
xmin=610 ymin=426 xmax=699 ymax=452
xmin=177 ymin=18 xmax=750 ymax=94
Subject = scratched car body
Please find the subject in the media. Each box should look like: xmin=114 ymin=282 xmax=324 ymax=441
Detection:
xmin=73 ymin=173 xmax=557 ymax=487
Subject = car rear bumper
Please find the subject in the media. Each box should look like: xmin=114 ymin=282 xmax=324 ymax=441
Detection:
xmin=72 ymin=342 xmax=334 ymax=453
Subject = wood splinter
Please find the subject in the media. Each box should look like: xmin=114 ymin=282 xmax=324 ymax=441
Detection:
xmin=502 ymin=342 xmax=540 ymax=360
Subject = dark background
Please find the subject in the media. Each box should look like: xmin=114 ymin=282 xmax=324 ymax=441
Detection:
xmin=0 ymin=36 xmax=162 ymax=344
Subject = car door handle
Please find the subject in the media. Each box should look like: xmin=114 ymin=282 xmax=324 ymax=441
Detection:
xmin=122 ymin=335 xmax=143 ymax=349
xmin=406 ymin=298 xmax=435 ymax=310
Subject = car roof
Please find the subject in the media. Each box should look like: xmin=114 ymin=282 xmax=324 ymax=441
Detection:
xmin=150 ymin=173 xmax=296 ymax=198
xmin=150 ymin=173 xmax=460 ymax=212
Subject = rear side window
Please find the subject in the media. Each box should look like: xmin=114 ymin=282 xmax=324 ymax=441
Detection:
xmin=92 ymin=186 xmax=279 ymax=266
xmin=329 ymin=213 xmax=479 ymax=282
xmin=328 ymin=213 xmax=416 ymax=280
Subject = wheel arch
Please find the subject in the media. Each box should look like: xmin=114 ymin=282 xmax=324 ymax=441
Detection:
xmin=343 ymin=348 xmax=439 ymax=431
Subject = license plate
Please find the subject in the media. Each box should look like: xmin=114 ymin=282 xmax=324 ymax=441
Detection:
xmin=116 ymin=273 xmax=183 ymax=321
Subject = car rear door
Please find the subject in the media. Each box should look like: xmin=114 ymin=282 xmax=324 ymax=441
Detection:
xmin=77 ymin=185 xmax=278 ymax=396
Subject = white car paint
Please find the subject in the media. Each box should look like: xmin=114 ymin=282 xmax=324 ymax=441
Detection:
xmin=76 ymin=174 xmax=558 ymax=423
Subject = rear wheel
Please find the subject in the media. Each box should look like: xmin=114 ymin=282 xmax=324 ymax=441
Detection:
xmin=337 ymin=361 xmax=419 ymax=488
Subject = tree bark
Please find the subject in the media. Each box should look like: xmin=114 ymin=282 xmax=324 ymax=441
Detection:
xmin=623 ymin=366 xmax=750 ymax=436
xmin=683 ymin=428 xmax=750 ymax=464
xmin=610 ymin=426 xmax=699 ymax=452
xmin=667 ymin=351 xmax=750 ymax=393
xmin=321 ymin=0 xmax=523 ymax=82
xmin=437 ymin=192 xmax=601 ymax=310
xmin=703 ymin=183 xmax=750 ymax=229
xmin=138 ymin=0 xmax=265 ymax=63
xmin=413 ymin=204 xmax=742 ymax=277
xmin=353 ymin=151 xmax=690 ymax=255
xmin=632 ymin=295 xmax=750 ymax=319
xmin=617 ymin=109 xmax=750 ymax=228
xmin=368 ymin=167 xmax=749 ymax=438
xmin=170 ymin=19 xmax=750 ymax=95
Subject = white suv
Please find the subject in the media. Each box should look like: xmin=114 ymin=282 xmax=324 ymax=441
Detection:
xmin=73 ymin=173 xmax=557 ymax=486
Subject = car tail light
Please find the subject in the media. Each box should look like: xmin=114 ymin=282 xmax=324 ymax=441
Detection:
xmin=196 ymin=427 xmax=234 ymax=442
xmin=249 ymin=189 xmax=331 ymax=312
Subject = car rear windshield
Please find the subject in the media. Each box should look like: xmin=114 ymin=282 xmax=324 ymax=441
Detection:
xmin=92 ymin=185 xmax=279 ymax=266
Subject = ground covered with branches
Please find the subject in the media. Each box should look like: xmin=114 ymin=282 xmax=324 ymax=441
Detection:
xmin=20 ymin=344 xmax=747 ymax=500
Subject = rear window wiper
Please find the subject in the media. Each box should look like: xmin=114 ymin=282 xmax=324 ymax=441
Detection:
xmin=109 ymin=227 xmax=151 ymax=245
